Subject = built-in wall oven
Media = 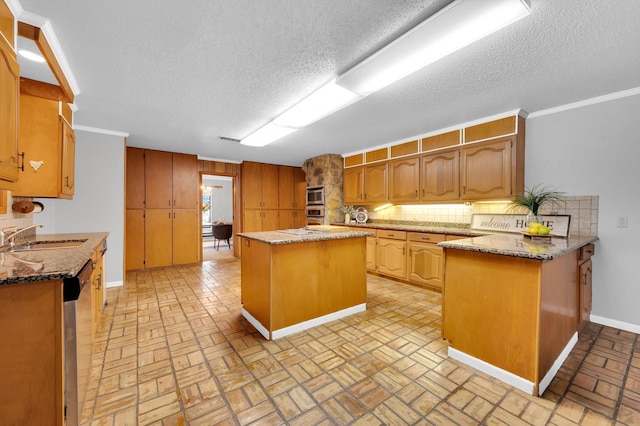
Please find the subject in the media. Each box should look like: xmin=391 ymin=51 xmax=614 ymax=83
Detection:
xmin=306 ymin=205 xmax=325 ymax=225
xmin=306 ymin=186 xmax=324 ymax=206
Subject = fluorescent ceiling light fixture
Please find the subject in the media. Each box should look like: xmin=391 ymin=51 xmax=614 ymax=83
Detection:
xmin=273 ymin=80 xmax=363 ymax=128
xmin=241 ymin=0 xmax=530 ymax=147
xmin=18 ymin=49 xmax=46 ymax=63
xmin=240 ymin=122 xmax=297 ymax=147
xmin=336 ymin=0 xmax=531 ymax=95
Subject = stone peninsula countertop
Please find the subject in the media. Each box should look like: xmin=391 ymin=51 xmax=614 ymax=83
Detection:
xmin=339 ymin=222 xmax=484 ymax=236
xmin=237 ymin=229 xmax=373 ymax=245
xmin=438 ymin=233 xmax=598 ymax=260
xmin=333 ymin=221 xmax=598 ymax=260
xmin=0 ymin=232 xmax=108 ymax=286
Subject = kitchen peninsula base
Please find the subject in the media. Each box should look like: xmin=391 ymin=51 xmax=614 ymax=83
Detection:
xmin=442 ymin=241 xmax=591 ymax=396
xmin=239 ymin=230 xmax=368 ymax=340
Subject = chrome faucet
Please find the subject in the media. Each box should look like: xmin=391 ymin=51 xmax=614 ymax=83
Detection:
xmin=4 ymin=224 xmax=44 ymax=247
xmin=0 ymin=226 xmax=16 ymax=247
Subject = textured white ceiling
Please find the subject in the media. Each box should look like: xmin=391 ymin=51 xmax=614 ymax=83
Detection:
xmin=16 ymin=0 xmax=640 ymax=166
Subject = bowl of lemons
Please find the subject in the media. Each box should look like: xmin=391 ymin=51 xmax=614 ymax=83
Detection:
xmin=523 ymin=222 xmax=552 ymax=241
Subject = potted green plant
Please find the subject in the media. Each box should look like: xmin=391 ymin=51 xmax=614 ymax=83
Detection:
xmin=341 ymin=205 xmax=356 ymax=224
xmin=511 ymin=184 xmax=565 ymax=225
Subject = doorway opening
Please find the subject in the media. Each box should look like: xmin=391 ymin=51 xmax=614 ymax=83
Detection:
xmin=201 ymin=174 xmax=235 ymax=261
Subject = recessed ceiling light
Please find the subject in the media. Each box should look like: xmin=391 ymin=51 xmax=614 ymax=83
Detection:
xmin=18 ymin=49 xmax=46 ymax=63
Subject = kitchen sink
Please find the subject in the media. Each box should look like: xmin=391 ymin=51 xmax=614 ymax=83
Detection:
xmin=10 ymin=239 xmax=88 ymax=252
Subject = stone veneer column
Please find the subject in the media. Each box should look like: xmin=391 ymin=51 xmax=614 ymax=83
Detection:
xmin=302 ymin=154 xmax=344 ymax=225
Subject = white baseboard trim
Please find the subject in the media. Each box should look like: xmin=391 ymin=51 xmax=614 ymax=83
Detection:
xmin=590 ymin=315 xmax=640 ymax=335
xmin=106 ymin=280 xmax=123 ymax=288
xmin=242 ymin=304 xmax=367 ymax=341
xmin=447 ymin=347 xmax=535 ymax=395
xmin=538 ymin=332 xmax=578 ymax=396
xmin=241 ymin=309 xmax=270 ymax=340
xmin=448 ymin=332 xmax=579 ymax=396
xmin=271 ymin=304 xmax=366 ymax=340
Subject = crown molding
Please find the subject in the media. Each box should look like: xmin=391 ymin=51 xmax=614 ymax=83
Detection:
xmin=73 ymin=125 xmax=129 ymax=138
xmin=17 ymin=9 xmax=81 ymax=96
xmin=528 ymin=86 xmax=640 ymax=118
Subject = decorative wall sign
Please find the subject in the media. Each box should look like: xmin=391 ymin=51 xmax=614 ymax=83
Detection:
xmin=470 ymin=214 xmax=571 ymax=238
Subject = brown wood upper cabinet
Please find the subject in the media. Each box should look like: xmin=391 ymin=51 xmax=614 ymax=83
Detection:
xmin=278 ymin=165 xmax=305 ymax=209
xmin=145 ymin=150 xmax=198 ymax=209
xmin=389 ymin=157 xmax=419 ymax=202
xmin=343 ymin=114 xmax=525 ymax=205
xmin=0 ymin=22 xmax=20 ymax=188
xmin=344 ymin=163 xmax=388 ymax=204
xmin=460 ymin=137 xmax=516 ymax=200
xmin=126 ymin=147 xmax=145 ymax=209
xmin=343 ymin=166 xmax=364 ymax=204
xmin=363 ymin=163 xmax=387 ymax=203
xmin=243 ymin=161 xmax=279 ymax=210
xmin=420 ymin=148 xmax=460 ymax=202
xmin=13 ymin=92 xmax=75 ymax=199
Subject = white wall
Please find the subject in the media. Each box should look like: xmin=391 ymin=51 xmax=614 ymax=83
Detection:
xmin=526 ymin=92 xmax=640 ymax=330
xmin=202 ymin=176 xmax=233 ymax=223
xmin=36 ymin=130 xmax=125 ymax=287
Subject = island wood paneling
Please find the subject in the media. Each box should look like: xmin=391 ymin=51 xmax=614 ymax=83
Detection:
xmin=538 ymin=250 xmax=579 ymax=384
xmin=443 ymin=250 xmax=539 ymax=382
xmin=240 ymin=236 xmax=366 ymax=339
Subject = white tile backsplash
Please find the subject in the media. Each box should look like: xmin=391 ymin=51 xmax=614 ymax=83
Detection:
xmin=368 ymin=195 xmax=598 ymax=236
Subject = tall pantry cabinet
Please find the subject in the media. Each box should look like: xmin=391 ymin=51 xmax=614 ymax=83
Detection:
xmin=241 ymin=161 xmax=306 ymax=232
xmin=125 ymin=147 xmax=200 ymax=270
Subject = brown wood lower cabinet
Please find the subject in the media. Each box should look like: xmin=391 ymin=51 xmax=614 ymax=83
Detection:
xmin=125 ymin=209 xmax=145 ymax=270
xmin=277 ymin=209 xmax=307 ymax=230
xmin=353 ymin=226 xmax=468 ymax=291
xmin=578 ymin=243 xmax=595 ymax=331
xmin=376 ymin=230 xmax=406 ymax=279
xmin=366 ymin=233 xmax=377 ymax=271
xmin=406 ymin=232 xmax=446 ymax=289
xmin=173 ymin=209 xmax=200 ymax=265
xmin=243 ymin=209 xmax=279 ymax=232
xmin=142 ymin=209 xmax=200 ymax=269
xmin=145 ymin=209 xmax=173 ymax=268
xmin=0 ymin=279 xmax=65 ymax=425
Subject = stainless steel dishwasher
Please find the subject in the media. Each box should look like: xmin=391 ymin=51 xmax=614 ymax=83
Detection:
xmin=63 ymin=259 xmax=94 ymax=426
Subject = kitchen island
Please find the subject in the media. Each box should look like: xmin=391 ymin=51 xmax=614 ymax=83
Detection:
xmin=439 ymin=233 xmax=598 ymax=396
xmin=238 ymin=228 xmax=371 ymax=340
xmin=0 ymin=232 xmax=108 ymax=426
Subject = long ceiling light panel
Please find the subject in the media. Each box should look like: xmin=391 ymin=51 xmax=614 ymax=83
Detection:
xmin=337 ymin=0 xmax=531 ymax=95
xmin=241 ymin=0 xmax=531 ymax=147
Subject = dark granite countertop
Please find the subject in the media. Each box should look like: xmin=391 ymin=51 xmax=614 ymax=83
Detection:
xmin=237 ymin=229 xmax=373 ymax=245
xmin=0 ymin=232 xmax=109 ymax=285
